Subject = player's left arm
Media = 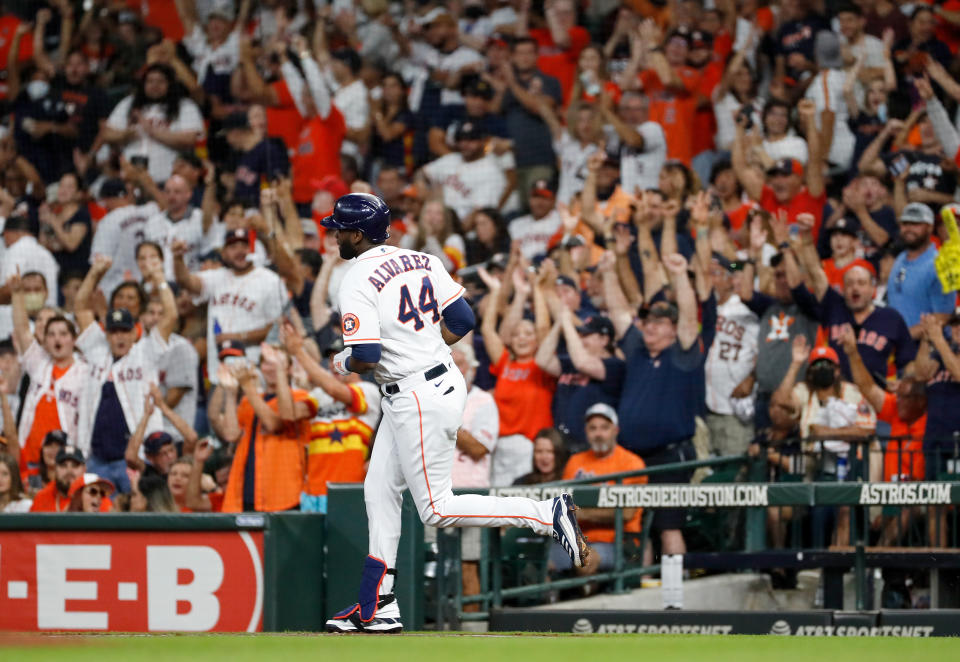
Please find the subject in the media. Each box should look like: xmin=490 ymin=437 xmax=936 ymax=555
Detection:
xmin=437 ymin=265 xmax=473 ymax=345
xmin=440 ymin=297 xmax=475 ymax=345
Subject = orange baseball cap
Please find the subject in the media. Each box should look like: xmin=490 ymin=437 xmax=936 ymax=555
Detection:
xmin=67 ymin=473 xmax=115 ymax=502
xmin=809 ymin=346 xmax=840 ymax=365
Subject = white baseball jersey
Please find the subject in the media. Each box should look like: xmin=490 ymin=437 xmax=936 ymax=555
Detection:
xmin=705 ymin=294 xmax=759 ymax=415
xmin=606 ymin=121 xmax=667 ymax=195
xmin=555 ymin=132 xmax=600 ymax=205
xmin=336 ymin=246 xmax=465 ymax=384
xmin=508 ymin=210 xmax=562 ymax=260
xmin=75 ymin=324 xmax=167 ymax=456
xmin=17 ymin=341 xmax=87 ymax=448
xmin=143 ymin=207 xmax=206 ymax=282
xmin=105 ymin=97 xmax=205 ymax=183
xmin=89 ymin=201 xmax=161 ymax=297
xmin=421 ymin=152 xmax=507 ymax=222
xmin=196 ymin=266 xmax=287 ymax=382
xmin=0 ymin=235 xmax=59 ymax=340
xmin=451 ymin=385 xmax=498 ymax=488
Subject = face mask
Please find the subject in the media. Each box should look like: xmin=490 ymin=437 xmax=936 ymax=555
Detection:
xmin=809 ymin=361 xmax=836 ymax=389
xmin=23 ymin=292 xmax=45 ymax=313
xmin=27 ymin=79 xmax=50 ymax=101
xmin=877 ymin=103 xmax=888 ymax=123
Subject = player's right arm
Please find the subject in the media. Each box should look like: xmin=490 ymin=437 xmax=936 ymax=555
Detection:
xmin=336 ymin=273 xmax=382 ymax=374
xmin=172 ymin=239 xmax=205 ymax=296
xmin=76 ymin=255 xmax=112 ymax=332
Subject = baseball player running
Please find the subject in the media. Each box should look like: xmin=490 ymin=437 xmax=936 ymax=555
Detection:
xmin=323 ymin=193 xmax=589 ymax=634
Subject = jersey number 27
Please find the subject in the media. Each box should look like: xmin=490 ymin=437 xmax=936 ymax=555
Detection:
xmin=397 ymin=276 xmax=441 ymax=331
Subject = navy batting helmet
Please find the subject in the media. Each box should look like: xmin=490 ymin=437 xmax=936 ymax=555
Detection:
xmin=320 ymin=193 xmax=391 ymax=244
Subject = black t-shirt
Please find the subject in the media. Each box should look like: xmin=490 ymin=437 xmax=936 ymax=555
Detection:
xmin=774 ymin=15 xmax=829 ymax=82
xmin=13 ymin=88 xmax=72 ymax=182
xmin=50 ymin=205 xmax=93 ymax=275
xmin=372 ymin=109 xmax=415 ymax=168
xmin=553 ymin=354 xmax=626 ymax=453
xmin=55 ymin=76 xmax=109 ymax=152
xmin=925 ymin=339 xmax=960 ymax=449
xmin=233 ymin=138 xmax=290 ymax=205
xmin=881 ymin=150 xmax=957 ymax=204
xmin=502 ymin=71 xmax=563 ymax=168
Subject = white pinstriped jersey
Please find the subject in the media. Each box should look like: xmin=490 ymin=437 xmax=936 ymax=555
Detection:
xmin=336 ymin=246 xmax=465 ymax=384
xmin=196 ymin=266 xmax=287 ymax=382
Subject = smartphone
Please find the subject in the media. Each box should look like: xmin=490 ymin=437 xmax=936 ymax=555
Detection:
xmin=130 ymin=155 xmax=149 ymax=169
xmin=888 ymin=154 xmax=910 ymax=178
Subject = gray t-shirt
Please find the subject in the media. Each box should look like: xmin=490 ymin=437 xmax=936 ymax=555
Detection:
xmin=750 ymin=296 xmax=820 ymax=394
xmin=158 ymin=333 xmax=199 ymax=437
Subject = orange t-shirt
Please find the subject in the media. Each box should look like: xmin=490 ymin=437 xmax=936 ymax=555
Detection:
xmin=292 ymin=107 xmax=347 ymax=204
xmin=222 ymin=389 xmax=318 ymax=513
xmin=822 ymin=257 xmax=876 ymax=292
xmin=563 ymin=445 xmax=648 ymax=543
xmin=529 ymin=26 xmax=591 ymax=104
xmin=692 ymin=60 xmax=724 ymax=156
xmin=638 ymin=67 xmax=700 ymax=165
xmin=20 ymin=365 xmax=67 ymax=477
xmin=759 ymin=185 xmax=827 ymax=239
xmin=127 ymin=0 xmax=185 ymax=42
xmin=29 ymin=482 xmax=112 ymax=512
xmin=305 ymin=384 xmax=374 ymax=496
xmin=266 ymin=80 xmax=304 ymax=154
xmin=877 ymin=392 xmax=926 ymax=482
xmin=490 ymin=350 xmax=556 ymax=440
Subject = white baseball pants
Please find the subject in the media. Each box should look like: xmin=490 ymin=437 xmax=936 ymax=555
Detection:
xmin=364 ymin=363 xmax=554 ymax=588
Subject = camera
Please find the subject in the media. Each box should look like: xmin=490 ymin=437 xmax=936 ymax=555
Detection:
xmin=736 ymin=105 xmax=754 ymax=131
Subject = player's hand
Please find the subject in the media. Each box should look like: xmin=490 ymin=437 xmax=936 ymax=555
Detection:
xmin=662 ymin=253 xmax=688 ymax=277
xmin=837 ymin=323 xmax=858 ymax=355
xmin=171 ymin=239 xmax=189 ymax=258
xmin=217 ymin=363 xmax=238 ymax=391
xmin=790 ymin=335 xmax=810 ymax=365
xmin=332 ymin=348 xmax=352 ymax=376
xmin=92 ymin=254 xmax=113 ymax=275
xmin=279 ymin=320 xmax=303 ymax=356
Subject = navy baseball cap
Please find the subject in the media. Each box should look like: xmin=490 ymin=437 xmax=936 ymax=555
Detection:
xmin=455 ymin=121 xmax=485 ymax=141
xmin=43 ymin=430 xmax=69 ymax=447
xmin=218 ymin=111 xmax=251 ymax=135
xmin=143 ymin=431 xmax=174 ymax=455
xmin=99 ymin=178 xmax=128 ymax=199
xmin=829 ymin=217 xmax=859 ymax=237
xmin=219 ymin=339 xmax=246 ymax=359
xmin=577 ymin=315 xmax=614 ymax=338
xmin=556 ymin=275 xmax=578 ymax=289
xmin=56 ymin=445 xmax=85 ymax=465
xmin=224 ymin=228 xmax=251 ymax=247
xmin=105 ymin=308 xmax=135 ymax=332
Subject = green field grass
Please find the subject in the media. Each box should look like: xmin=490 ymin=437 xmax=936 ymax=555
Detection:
xmin=3 ymin=633 xmax=960 ymax=662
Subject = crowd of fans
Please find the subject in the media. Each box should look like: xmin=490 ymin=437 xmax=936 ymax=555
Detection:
xmin=0 ymin=0 xmax=959 ymax=581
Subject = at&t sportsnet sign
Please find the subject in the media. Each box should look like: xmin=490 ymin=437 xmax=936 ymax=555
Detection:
xmin=489 ymin=610 xmax=960 ymax=637
xmin=0 ymin=531 xmax=264 ymax=632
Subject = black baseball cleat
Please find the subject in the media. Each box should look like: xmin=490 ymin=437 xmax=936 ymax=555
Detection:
xmin=552 ymin=493 xmax=590 ymax=568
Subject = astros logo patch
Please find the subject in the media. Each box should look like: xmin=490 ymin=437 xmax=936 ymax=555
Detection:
xmin=342 ymin=313 xmax=359 ymax=336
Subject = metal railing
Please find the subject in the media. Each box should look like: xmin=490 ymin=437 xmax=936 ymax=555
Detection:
xmin=431 ymin=438 xmax=960 ymax=628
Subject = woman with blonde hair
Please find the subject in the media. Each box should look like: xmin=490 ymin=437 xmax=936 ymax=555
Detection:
xmin=400 ymin=199 xmax=466 ymax=272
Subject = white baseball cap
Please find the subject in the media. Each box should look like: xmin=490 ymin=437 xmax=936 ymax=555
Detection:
xmin=899 ymin=202 xmax=935 ymax=225
xmin=584 ymin=403 xmax=618 ymax=426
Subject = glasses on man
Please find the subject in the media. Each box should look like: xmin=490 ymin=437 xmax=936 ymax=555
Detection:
xmin=85 ymin=487 xmax=105 ymax=498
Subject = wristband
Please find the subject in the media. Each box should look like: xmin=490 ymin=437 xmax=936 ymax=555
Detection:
xmin=778 ymin=241 xmax=791 ymax=251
